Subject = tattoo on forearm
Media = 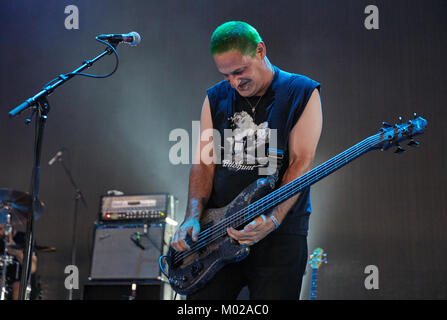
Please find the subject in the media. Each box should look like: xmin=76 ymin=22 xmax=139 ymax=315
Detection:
xmin=186 ymin=197 xmax=208 ymax=219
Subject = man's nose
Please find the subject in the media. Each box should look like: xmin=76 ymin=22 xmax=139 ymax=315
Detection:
xmin=227 ymin=76 xmax=241 ymax=89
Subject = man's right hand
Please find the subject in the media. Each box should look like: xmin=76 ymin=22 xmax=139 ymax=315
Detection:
xmin=171 ymin=217 xmax=201 ymax=251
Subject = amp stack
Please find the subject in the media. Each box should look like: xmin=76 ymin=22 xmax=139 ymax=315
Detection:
xmin=84 ymin=193 xmax=177 ymax=300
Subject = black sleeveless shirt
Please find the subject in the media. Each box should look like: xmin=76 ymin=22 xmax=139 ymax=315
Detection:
xmin=206 ymin=66 xmax=320 ymax=235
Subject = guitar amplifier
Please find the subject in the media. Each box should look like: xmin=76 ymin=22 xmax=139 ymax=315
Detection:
xmin=99 ymin=193 xmax=174 ymax=223
xmin=89 ymin=223 xmax=168 ymax=280
xmin=89 ymin=193 xmax=177 ymax=299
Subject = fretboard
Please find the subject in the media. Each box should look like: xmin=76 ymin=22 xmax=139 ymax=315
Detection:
xmin=233 ymin=133 xmax=381 ymax=228
xmin=310 ymin=268 xmax=319 ymax=300
xmin=178 ymin=133 xmax=380 ymax=258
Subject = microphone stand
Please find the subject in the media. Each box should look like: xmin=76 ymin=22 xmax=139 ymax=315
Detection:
xmin=9 ymin=42 xmax=118 ymax=300
xmin=56 ymin=155 xmax=87 ymax=300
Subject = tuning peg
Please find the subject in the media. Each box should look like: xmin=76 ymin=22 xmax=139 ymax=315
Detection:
xmin=382 ymin=122 xmax=392 ymax=128
xmin=398 ymin=116 xmax=403 ymax=124
xmin=413 ymin=112 xmax=418 ymax=119
xmin=408 ymin=139 xmax=420 ymax=147
xmin=394 ymin=145 xmax=406 ymax=154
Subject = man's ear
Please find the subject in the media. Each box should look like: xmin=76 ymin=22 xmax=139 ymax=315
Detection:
xmin=256 ymin=42 xmax=266 ymax=58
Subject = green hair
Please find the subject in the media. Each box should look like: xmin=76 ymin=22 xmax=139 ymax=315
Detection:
xmin=210 ymin=21 xmax=263 ymax=57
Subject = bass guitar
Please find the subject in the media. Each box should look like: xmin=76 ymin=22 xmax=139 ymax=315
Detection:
xmin=163 ymin=115 xmax=427 ymax=295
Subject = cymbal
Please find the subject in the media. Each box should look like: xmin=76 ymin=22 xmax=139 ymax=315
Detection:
xmin=35 ymin=245 xmax=56 ymax=253
xmin=0 ymin=188 xmax=44 ymax=225
xmin=8 ymin=244 xmax=56 ymax=253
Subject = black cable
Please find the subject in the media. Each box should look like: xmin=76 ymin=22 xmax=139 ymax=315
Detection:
xmin=68 ymin=37 xmax=119 ymax=78
xmin=40 ymin=37 xmax=120 ymax=91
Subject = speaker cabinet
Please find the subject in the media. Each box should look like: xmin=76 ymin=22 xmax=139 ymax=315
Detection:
xmin=90 ymin=223 xmax=165 ymax=280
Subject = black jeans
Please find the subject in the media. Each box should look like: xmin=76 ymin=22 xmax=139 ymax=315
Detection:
xmin=187 ymin=232 xmax=308 ymax=300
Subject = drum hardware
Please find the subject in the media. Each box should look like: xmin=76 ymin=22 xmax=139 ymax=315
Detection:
xmin=0 ymin=188 xmax=45 ymax=297
xmin=1 ymin=213 xmax=13 ymax=300
xmin=0 ymin=189 xmax=45 ymax=300
xmin=8 ymin=244 xmax=56 ymax=253
xmin=0 ymin=189 xmax=44 ymax=225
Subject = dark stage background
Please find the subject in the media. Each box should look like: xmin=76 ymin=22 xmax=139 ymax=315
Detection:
xmin=0 ymin=0 xmax=446 ymax=299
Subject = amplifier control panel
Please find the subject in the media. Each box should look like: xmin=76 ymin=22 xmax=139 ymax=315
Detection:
xmin=100 ymin=194 xmax=174 ymax=222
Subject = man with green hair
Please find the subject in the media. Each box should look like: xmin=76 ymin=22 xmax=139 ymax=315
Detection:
xmin=171 ymin=21 xmax=322 ymax=299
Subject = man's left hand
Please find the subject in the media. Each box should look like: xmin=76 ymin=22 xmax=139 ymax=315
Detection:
xmin=226 ymin=214 xmax=275 ymax=246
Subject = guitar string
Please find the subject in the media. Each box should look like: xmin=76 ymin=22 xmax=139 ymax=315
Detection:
xmin=203 ymin=133 xmax=377 ymax=239
xmin=172 ymin=136 xmax=379 ymax=265
xmin=172 ymin=134 xmax=382 ymax=263
xmin=172 ymin=134 xmax=380 ymax=263
xmin=180 ymin=117 xmax=425 ymax=259
xmin=172 ymin=134 xmax=379 ymax=263
xmin=193 ymin=134 xmax=379 ymax=244
xmin=171 ymin=140 xmax=375 ymax=264
xmin=218 ymin=135 xmax=380 ymax=227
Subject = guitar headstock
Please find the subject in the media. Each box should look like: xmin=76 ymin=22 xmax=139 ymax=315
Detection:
xmin=308 ymin=247 xmax=327 ymax=270
xmin=373 ymin=114 xmax=427 ymax=153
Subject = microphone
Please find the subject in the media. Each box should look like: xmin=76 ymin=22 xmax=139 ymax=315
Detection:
xmin=96 ymin=32 xmax=142 ymax=46
xmin=48 ymin=151 xmax=63 ymax=166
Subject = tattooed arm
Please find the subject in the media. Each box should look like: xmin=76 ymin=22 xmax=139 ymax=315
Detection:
xmin=171 ymin=96 xmax=216 ymax=252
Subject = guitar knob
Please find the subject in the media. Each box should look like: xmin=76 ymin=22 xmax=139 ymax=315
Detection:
xmin=394 ymin=145 xmax=406 ymax=154
xmin=408 ymin=139 xmax=419 ymax=147
xmin=191 ymin=262 xmax=203 ymax=277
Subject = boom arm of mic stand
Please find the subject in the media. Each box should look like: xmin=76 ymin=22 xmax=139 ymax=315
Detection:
xmin=8 ymin=46 xmax=115 ymax=118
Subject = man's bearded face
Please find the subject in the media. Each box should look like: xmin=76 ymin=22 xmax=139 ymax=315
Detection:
xmin=213 ymin=49 xmax=265 ymax=97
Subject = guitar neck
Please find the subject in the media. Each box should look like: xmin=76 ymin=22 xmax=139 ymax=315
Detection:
xmin=310 ymin=268 xmax=318 ymax=300
xmin=238 ymin=133 xmax=381 ymax=225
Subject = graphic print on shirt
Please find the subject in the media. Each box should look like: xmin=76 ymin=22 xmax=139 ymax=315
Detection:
xmin=222 ymin=111 xmax=274 ymax=173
